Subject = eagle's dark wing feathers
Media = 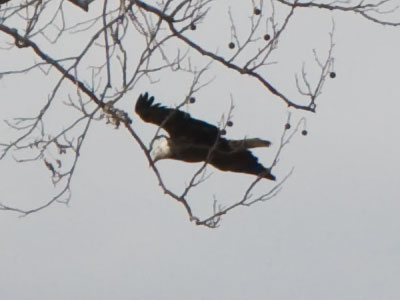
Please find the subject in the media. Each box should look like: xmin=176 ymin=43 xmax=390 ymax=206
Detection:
xmin=136 ymin=92 xmax=221 ymax=146
xmin=211 ymin=150 xmax=276 ymax=180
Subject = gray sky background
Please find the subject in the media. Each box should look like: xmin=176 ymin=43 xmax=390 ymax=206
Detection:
xmin=1 ymin=1 xmax=400 ymax=299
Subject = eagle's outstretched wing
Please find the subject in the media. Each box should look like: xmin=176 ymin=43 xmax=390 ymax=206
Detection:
xmin=135 ymin=93 xmax=222 ymax=146
xmin=211 ymin=149 xmax=276 ymax=180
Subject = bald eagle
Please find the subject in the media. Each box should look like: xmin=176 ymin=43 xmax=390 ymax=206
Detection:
xmin=135 ymin=93 xmax=276 ymax=181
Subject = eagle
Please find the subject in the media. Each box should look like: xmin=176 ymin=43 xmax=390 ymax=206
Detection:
xmin=135 ymin=93 xmax=276 ymax=181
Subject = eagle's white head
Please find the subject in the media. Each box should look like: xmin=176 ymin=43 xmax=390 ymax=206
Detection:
xmin=150 ymin=136 xmax=172 ymax=162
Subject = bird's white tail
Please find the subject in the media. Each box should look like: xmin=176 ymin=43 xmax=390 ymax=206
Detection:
xmin=229 ymin=138 xmax=271 ymax=150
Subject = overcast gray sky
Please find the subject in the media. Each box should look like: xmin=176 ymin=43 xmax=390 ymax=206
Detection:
xmin=1 ymin=1 xmax=400 ymax=299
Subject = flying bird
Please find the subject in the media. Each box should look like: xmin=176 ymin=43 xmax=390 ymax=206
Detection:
xmin=135 ymin=92 xmax=275 ymax=180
